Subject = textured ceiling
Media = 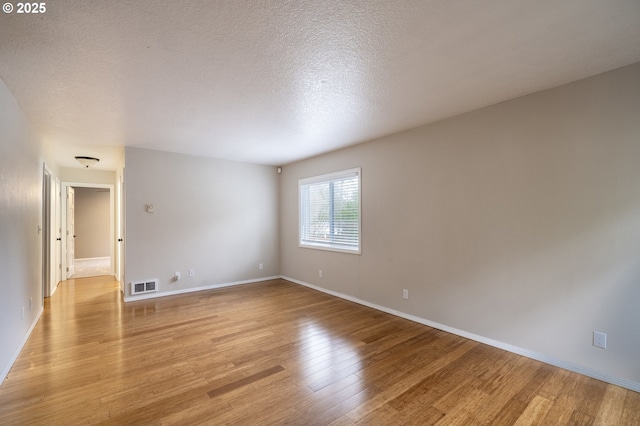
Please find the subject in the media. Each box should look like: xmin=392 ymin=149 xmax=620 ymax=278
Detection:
xmin=1 ymin=0 xmax=639 ymax=169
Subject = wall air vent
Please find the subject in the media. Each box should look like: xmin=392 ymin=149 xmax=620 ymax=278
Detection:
xmin=131 ymin=279 xmax=158 ymax=295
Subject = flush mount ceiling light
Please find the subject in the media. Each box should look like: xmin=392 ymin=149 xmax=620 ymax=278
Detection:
xmin=74 ymin=156 xmax=100 ymax=168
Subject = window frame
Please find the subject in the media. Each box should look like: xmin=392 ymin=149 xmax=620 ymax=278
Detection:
xmin=298 ymin=167 xmax=362 ymax=255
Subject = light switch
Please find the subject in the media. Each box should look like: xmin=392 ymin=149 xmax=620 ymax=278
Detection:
xmin=146 ymin=204 xmax=154 ymax=213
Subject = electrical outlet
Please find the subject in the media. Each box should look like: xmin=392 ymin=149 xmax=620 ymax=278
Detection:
xmin=259 ymin=263 xmax=263 ymax=270
xmin=402 ymin=289 xmax=409 ymax=300
xmin=593 ymin=331 xmax=607 ymax=349
xmin=175 ymin=271 xmax=181 ymax=281
xmin=189 ymin=269 xmax=195 ymax=277
xmin=319 ymin=270 xmax=323 ymax=278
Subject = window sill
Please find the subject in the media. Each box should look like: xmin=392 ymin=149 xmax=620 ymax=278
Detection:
xmin=299 ymin=242 xmax=361 ymax=255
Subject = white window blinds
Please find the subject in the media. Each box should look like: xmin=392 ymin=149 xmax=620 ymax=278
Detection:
xmin=299 ymin=168 xmax=361 ymax=253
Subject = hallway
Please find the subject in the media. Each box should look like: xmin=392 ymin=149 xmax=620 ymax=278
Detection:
xmin=69 ymin=257 xmax=112 ymax=279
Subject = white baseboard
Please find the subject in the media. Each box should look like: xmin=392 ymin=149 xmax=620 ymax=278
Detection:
xmin=281 ymin=275 xmax=640 ymax=393
xmin=1 ymin=307 xmax=44 ymax=385
xmin=50 ymin=280 xmax=59 ymax=297
xmin=123 ymin=276 xmax=281 ymax=303
xmin=75 ymin=257 xmax=110 ymax=261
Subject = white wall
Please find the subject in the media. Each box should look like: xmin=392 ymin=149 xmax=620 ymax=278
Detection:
xmin=124 ymin=147 xmax=279 ymax=298
xmin=280 ymin=63 xmax=640 ymax=389
xmin=74 ymin=187 xmax=111 ymax=259
xmin=0 ymin=79 xmax=45 ymax=383
xmin=59 ymin=168 xmax=116 ymax=185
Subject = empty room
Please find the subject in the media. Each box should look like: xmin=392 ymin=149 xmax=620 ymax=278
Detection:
xmin=1 ymin=1 xmax=639 ymax=424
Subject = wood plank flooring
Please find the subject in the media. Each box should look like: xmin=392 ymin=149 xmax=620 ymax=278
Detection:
xmin=0 ymin=277 xmax=638 ymax=425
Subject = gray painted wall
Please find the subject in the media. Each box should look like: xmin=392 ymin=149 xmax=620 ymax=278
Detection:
xmin=280 ymin=63 xmax=640 ymax=385
xmin=74 ymin=187 xmax=110 ymax=259
xmin=124 ymin=147 xmax=280 ymax=297
xmin=0 ymin=79 xmax=44 ymax=381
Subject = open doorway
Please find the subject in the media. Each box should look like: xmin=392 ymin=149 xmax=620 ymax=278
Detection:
xmin=71 ymin=186 xmax=111 ymax=278
xmin=62 ymin=182 xmax=115 ymax=280
xmin=42 ymin=166 xmax=62 ymax=298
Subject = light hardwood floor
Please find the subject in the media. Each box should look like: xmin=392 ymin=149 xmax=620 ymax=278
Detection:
xmin=1 ymin=277 xmax=638 ymax=425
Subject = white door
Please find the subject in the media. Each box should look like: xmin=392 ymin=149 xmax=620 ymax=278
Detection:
xmin=66 ymin=186 xmax=75 ymax=277
xmin=54 ymin=178 xmax=62 ymax=286
xmin=116 ymin=175 xmax=124 ymax=282
xmin=42 ymin=168 xmax=51 ymax=297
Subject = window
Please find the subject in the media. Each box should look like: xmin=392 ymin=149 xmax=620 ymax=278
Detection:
xmin=299 ymin=168 xmax=361 ymax=254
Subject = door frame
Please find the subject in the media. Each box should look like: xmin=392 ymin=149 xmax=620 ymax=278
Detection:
xmin=61 ymin=182 xmax=116 ymax=280
xmin=42 ymin=165 xmax=51 ymax=300
xmin=115 ymin=170 xmax=125 ymax=284
xmin=42 ymin=165 xmax=62 ymax=298
xmin=54 ymin=177 xmax=62 ymax=288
